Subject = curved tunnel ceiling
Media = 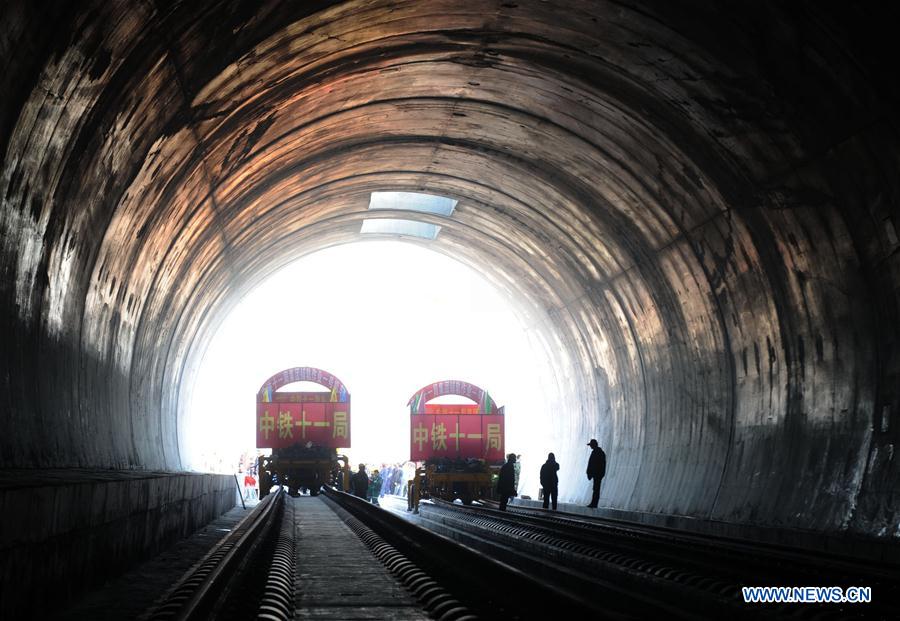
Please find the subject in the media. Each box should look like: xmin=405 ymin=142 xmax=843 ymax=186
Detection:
xmin=1 ymin=1 xmax=899 ymax=539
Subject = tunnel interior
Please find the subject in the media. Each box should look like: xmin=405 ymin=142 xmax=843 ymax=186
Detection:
xmin=2 ymin=2 xmax=900 ymax=604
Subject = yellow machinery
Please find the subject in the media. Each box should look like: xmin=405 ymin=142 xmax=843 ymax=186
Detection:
xmin=258 ymin=449 xmax=350 ymax=498
xmin=254 ymin=367 xmax=353 ymax=498
xmin=407 ymin=461 xmax=500 ymax=511
xmin=405 ymin=380 xmax=507 ymax=511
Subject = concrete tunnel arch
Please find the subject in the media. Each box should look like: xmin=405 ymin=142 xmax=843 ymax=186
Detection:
xmin=1 ymin=0 xmax=898 ymax=553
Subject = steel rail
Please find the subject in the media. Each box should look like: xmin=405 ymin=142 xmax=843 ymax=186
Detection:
xmin=320 ymin=493 xmax=476 ymax=621
xmin=146 ymin=487 xmax=284 ymax=621
xmin=257 ymin=496 xmax=296 ymax=621
xmin=494 ymin=501 xmax=900 ymax=581
xmin=419 ymin=499 xmax=741 ymax=619
xmin=322 ymin=486 xmax=642 ymax=619
xmin=470 ymin=499 xmax=900 ymax=598
xmin=424 ymin=499 xmax=900 ymax=620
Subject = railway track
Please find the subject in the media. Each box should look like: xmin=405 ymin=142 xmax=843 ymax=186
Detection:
xmin=145 ymin=487 xmax=285 ymax=621
xmin=415 ymin=499 xmax=900 ymax=620
xmin=141 ymin=489 xmax=898 ymax=620
xmin=481 ymin=500 xmax=900 ymax=587
xmin=320 ymin=488 xmax=605 ymax=619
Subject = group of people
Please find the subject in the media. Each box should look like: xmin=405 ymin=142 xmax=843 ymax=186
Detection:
xmin=496 ymin=438 xmax=606 ymax=511
xmin=347 ymin=463 xmax=412 ymax=505
xmin=345 ymin=440 xmax=607 ymax=512
xmin=375 ymin=464 xmax=407 ymax=498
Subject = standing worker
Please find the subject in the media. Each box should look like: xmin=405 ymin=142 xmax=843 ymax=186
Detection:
xmin=539 ymin=453 xmax=559 ymax=510
xmin=331 ymin=465 xmax=344 ymax=491
xmin=369 ymin=469 xmax=382 ymax=506
xmin=497 ymin=453 xmax=517 ymax=511
xmin=351 ymin=464 xmax=369 ymax=499
xmin=585 ymin=439 xmax=606 ymax=508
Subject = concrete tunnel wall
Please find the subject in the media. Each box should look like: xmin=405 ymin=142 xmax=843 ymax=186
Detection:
xmin=1 ymin=0 xmax=899 ymax=546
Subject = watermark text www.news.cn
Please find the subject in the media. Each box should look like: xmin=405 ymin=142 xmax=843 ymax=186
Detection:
xmin=742 ymin=586 xmax=871 ymax=604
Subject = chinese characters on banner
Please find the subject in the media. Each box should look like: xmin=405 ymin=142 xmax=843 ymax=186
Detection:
xmin=408 ymin=381 xmax=492 ymax=414
xmin=424 ymin=404 xmax=480 ymax=415
xmin=409 ymin=414 xmax=504 ymax=461
xmin=257 ymin=366 xmax=350 ymax=405
xmin=256 ymin=400 xmax=351 ymax=449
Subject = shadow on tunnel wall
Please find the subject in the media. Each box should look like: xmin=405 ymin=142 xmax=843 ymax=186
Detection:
xmin=1 ymin=0 xmax=900 ymax=615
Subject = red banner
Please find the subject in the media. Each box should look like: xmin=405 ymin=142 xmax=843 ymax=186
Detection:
xmin=257 ymin=402 xmax=279 ymax=447
xmin=459 ymin=415 xmax=483 ymax=456
xmin=432 ymin=415 xmax=457 ymax=459
xmin=272 ymin=391 xmax=336 ymax=403
xmin=481 ymin=415 xmax=505 ymax=462
xmin=408 ymin=380 xmax=497 ymax=414
xmin=409 ymin=413 xmax=504 ymax=462
xmin=257 ymin=367 xmax=350 ymax=404
xmin=410 ymin=415 xmax=434 ymax=461
xmin=257 ymin=402 xmax=350 ymax=449
xmin=425 ymin=403 xmax=480 ymax=415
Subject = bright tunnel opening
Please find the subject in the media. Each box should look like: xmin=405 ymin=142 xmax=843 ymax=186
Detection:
xmin=183 ymin=241 xmax=565 ymax=498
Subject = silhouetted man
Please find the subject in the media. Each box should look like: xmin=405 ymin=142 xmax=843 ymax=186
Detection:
xmin=585 ymin=439 xmax=606 ymax=508
xmin=540 ymin=453 xmax=559 ymax=510
xmin=497 ymin=453 xmax=517 ymax=511
xmin=368 ymin=469 xmax=382 ymax=506
xmin=351 ymin=464 xmax=369 ymax=499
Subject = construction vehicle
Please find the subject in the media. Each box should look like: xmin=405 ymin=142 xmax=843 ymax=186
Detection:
xmin=406 ymin=380 xmax=505 ymax=511
xmin=254 ymin=367 xmax=351 ymax=497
